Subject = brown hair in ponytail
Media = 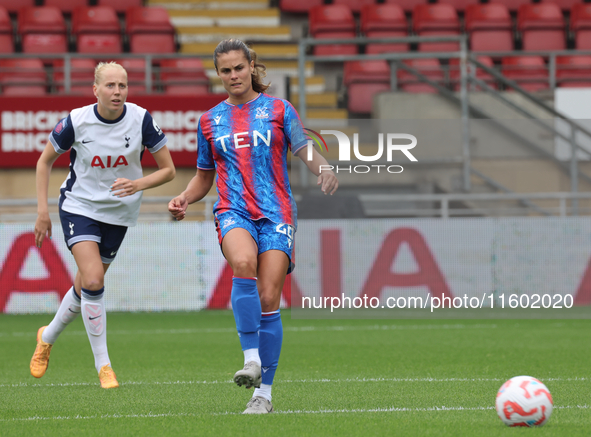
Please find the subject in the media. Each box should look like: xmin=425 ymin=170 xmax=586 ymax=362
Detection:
xmin=213 ymin=39 xmax=270 ymax=93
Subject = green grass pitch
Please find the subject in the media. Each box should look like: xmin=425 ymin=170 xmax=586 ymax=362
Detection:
xmin=1 ymin=311 xmax=590 ymax=436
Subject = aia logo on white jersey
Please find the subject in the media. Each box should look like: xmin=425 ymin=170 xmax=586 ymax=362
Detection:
xmin=91 ymin=155 xmax=129 ymax=168
xmin=256 ymin=108 xmax=269 ymax=119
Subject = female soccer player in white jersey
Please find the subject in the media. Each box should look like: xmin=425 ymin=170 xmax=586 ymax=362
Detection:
xmin=31 ymin=61 xmax=176 ymax=388
xmin=168 ymin=39 xmax=338 ymax=413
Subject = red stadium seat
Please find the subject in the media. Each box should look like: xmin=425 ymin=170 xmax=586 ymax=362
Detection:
xmin=0 ymin=0 xmax=34 ymax=14
xmin=0 ymin=7 xmax=14 ymax=53
xmin=309 ymin=5 xmax=358 ymax=56
xmin=465 ymin=4 xmax=513 ymax=53
xmin=118 ymin=58 xmax=149 ymax=90
xmin=126 ymin=7 xmax=176 ymax=54
xmin=18 ymin=7 xmax=68 ymax=54
xmin=541 ymin=0 xmax=583 ymax=11
xmin=571 ymin=4 xmax=591 ymax=50
xmin=488 ymin=0 xmax=533 ymax=13
xmin=556 ymin=55 xmax=591 ymax=87
xmin=333 ymin=0 xmax=376 ymax=14
xmin=159 ymin=58 xmax=209 ymax=95
xmin=52 ymin=58 xmax=95 ymax=95
xmin=449 ymin=56 xmax=497 ymax=90
xmin=413 ymin=4 xmax=461 ymax=52
xmin=0 ymin=58 xmax=46 ymax=95
xmin=96 ymin=0 xmax=142 ymax=14
xmin=361 ymin=4 xmax=409 ymax=54
xmin=72 ymin=6 xmax=122 ymax=54
xmin=44 ymin=0 xmax=89 ymax=14
xmin=436 ymin=0 xmax=480 ymax=13
xmin=398 ymin=58 xmax=445 ymax=93
xmin=518 ymin=4 xmax=566 ymax=51
xmin=501 ymin=56 xmax=549 ymax=92
xmin=279 ymin=0 xmax=323 ymax=13
xmin=384 ymin=0 xmax=429 ymax=14
xmin=344 ymin=60 xmax=391 ymax=114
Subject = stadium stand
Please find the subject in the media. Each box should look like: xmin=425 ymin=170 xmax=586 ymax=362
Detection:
xmin=571 ymin=4 xmax=591 ymax=50
xmin=118 ymin=58 xmax=149 ymax=91
xmin=279 ymin=0 xmax=323 ymax=14
xmin=518 ymin=3 xmax=566 ymax=51
xmin=465 ymin=4 xmax=513 ymax=53
xmin=333 ymin=0 xmax=376 ymax=14
xmin=19 ymin=6 xmax=68 ymax=54
xmin=413 ymin=4 xmax=461 ymax=52
xmin=0 ymin=6 xmax=13 ymax=53
xmin=384 ymin=0 xmax=429 ymax=14
xmin=488 ymin=0 xmax=533 ymax=13
xmin=0 ymin=58 xmax=46 ymax=95
xmin=555 ymin=55 xmax=591 ymax=87
xmin=541 ymin=0 xmax=584 ymax=11
xmin=96 ymin=0 xmax=143 ymax=14
xmin=52 ymin=58 xmax=95 ymax=95
xmin=72 ymin=6 xmax=122 ymax=54
xmin=126 ymin=6 xmax=176 ymax=54
xmin=361 ymin=4 xmax=409 ymax=54
xmin=448 ymin=56 xmax=497 ymax=90
xmin=397 ymin=58 xmax=445 ymax=92
xmin=159 ymin=58 xmax=209 ymax=95
xmin=501 ymin=56 xmax=549 ymax=91
xmin=44 ymin=0 xmax=89 ymax=14
xmin=436 ymin=0 xmax=480 ymax=13
xmin=0 ymin=0 xmax=34 ymax=14
xmin=344 ymin=60 xmax=391 ymax=114
xmin=308 ymin=4 xmax=358 ymax=56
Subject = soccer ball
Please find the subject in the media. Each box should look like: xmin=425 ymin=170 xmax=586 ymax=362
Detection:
xmin=495 ymin=376 xmax=553 ymax=427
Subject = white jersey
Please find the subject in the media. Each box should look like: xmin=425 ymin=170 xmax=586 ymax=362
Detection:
xmin=49 ymin=103 xmax=167 ymax=227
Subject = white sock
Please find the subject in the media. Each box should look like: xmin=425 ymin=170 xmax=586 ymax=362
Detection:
xmin=42 ymin=287 xmax=81 ymax=344
xmin=81 ymin=287 xmax=111 ymax=373
xmin=244 ymin=348 xmax=261 ymax=366
xmin=253 ymin=383 xmax=272 ymax=402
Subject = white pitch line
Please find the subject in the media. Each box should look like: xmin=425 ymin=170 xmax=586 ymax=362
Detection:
xmin=0 ymin=323 xmax=499 ymax=338
xmin=1 ymin=376 xmax=589 ymax=389
xmin=1 ymin=404 xmax=589 ymax=423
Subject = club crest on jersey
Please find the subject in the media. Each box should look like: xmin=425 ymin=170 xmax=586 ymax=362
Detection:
xmin=256 ymin=107 xmax=269 ymax=119
xmin=91 ymin=155 xmax=129 ymax=168
xmin=54 ymin=118 xmax=67 ymax=135
xmin=124 ymin=136 xmax=130 ymax=148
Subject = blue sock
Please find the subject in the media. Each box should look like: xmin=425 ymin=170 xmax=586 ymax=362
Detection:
xmin=259 ymin=310 xmax=283 ymax=385
xmin=231 ymin=277 xmax=261 ymax=351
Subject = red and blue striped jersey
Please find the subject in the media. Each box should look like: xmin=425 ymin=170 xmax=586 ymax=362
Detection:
xmin=197 ymin=93 xmax=307 ymax=227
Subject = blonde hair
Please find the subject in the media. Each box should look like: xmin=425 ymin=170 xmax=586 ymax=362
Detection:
xmin=213 ymin=39 xmax=270 ymax=93
xmin=94 ymin=61 xmax=127 ymax=85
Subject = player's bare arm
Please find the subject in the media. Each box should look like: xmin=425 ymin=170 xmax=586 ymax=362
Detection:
xmin=111 ymin=146 xmax=176 ymax=198
xmin=168 ymin=169 xmax=215 ymax=221
xmin=295 ymin=145 xmax=338 ymax=195
xmin=34 ymin=141 xmax=61 ymax=248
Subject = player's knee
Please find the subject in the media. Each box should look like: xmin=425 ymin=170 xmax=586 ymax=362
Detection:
xmin=259 ymin=288 xmax=281 ymax=312
xmin=81 ymin=273 xmax=104 ymax=291
xmin=232 ymin=257 xmax=257 ymax=277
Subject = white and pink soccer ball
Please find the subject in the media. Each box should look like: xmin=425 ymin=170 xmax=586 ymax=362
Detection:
xmin=496 ymin=376 xmax=553 ymax=427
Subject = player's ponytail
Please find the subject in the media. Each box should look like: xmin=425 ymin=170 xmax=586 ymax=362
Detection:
xmin=213 ymin=39 xmax=270 ymax=94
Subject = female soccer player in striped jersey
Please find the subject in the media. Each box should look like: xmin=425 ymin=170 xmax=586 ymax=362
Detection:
xmin=168 ymin=39 xmax=338 ymax=414
xmin=31 ymin=62 xmax=176 ymax=388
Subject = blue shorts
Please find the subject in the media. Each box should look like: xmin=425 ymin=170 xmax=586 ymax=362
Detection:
xmin=59 ymin=209 xmax=128 ymax=264
xmin=214 ymin=211 xmax=295 ymax=274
